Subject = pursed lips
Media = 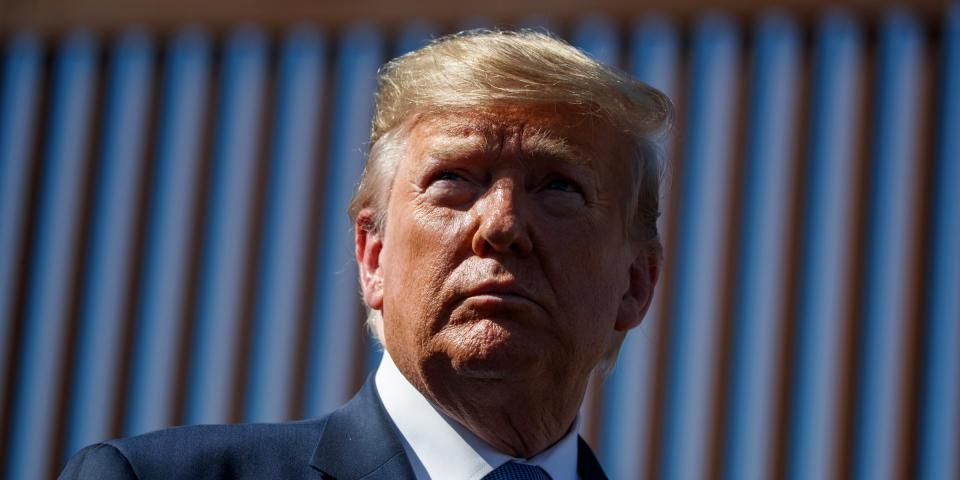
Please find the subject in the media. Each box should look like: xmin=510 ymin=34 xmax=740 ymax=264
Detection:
xmin=458 ymin=279 xmax=546 ymax=313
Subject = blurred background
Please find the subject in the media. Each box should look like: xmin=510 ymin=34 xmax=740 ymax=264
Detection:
xmin=1 ymin=0 xmax=957 ymax=478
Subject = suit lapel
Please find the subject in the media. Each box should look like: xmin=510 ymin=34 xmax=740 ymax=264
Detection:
xmin=309 ymin=376 xmax=417 ymax=480
xmin=576 ymin=436 xmax=609 ymax=480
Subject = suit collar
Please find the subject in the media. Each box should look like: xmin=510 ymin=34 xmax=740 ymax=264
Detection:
xmin=310 ymin=376 xmax=416 ymax=480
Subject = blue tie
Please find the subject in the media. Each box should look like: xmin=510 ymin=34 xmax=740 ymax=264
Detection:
xmin=482 ymin=462 xmax=552 ymax=479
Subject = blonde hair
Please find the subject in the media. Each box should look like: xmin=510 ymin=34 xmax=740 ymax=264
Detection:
xmin=350 ymin=29 xmax=674 ymax=375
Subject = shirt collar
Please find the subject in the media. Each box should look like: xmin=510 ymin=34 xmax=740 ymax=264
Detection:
xmin=375 ymin=350 xmax=579 ymax=480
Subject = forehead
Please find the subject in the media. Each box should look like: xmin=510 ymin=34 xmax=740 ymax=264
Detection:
xmin=404 ymin=106 xmax=630 ymax=168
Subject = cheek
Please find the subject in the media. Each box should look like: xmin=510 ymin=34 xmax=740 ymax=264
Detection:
xmin=540 ymin=224 xmax=629 ymax=340
xmin=541 ymin=217 xmax=625 ymax=288
xmin=380 ymin=207 xmax=472 ymax=330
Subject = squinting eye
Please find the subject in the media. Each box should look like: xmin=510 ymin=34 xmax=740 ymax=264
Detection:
xmin=544 ymin=178 xmax=582 ymax=194
xmin=426 ymin=170 xmax=476 ymax=205
xmin=434 ymin=171 xmax=465 ymax=182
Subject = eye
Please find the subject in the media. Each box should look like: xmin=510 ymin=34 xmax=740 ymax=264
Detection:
xmin=425 ymin=169 xmax=477 ymax=206
xmin=434 ymin=170 xmax=465 ymax=182
xmin=543 ymin=176 xmax=583 ymax=194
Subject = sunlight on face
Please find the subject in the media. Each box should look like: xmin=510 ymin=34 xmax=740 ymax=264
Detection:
xmin=377 ymin=107 xmax=641 ymax=403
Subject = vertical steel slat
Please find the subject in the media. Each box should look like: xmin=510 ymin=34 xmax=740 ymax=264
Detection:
xmin=659 ymin=15 xmax=739 ymax=480
xmin=244 ymin=26 xmax=326 ymax=423
xmin=394 ymin=21 xmax=438 ymax=57
xmin=853 ymin=11 xmax=925 ymax=480
xmin=303 ymin=24 xmax=383 ymax=418
xmin=570 ymin=14 xmax=619 ymax=66
xmin=124 ymin=28 xmax=212 ymax=436
xmin=722 ymin=13 xmax=800 ymax=480
xmin=601 ymin=15 xmax=679 ymax=480
xmin=5 ymin=30 xmax=98 ymax=480
xmin=917 ymin=7 xmax=960 ymax=479
xmin=65 ymin=29 xmax=154 ymax=457
xmin=785 ymin=13 xmax=863 ymax=480
xmin=0 ymin=32 xmax=43 ymax=424
xmin=185 ymin=26 xmax=268 ymax=425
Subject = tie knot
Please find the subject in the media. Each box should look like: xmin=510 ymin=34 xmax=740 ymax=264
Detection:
xmin=482 ymin=462 xmax=552 ymax=480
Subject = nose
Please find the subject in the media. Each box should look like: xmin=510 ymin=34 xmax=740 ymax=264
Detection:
xmin=471 ymin=179 xmax=533 ymax=257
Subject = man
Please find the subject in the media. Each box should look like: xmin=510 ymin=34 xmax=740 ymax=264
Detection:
xmin=61 ymin=29 xmax=672 ymax=480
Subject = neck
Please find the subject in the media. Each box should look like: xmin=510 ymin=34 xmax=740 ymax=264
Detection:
xmin=411 ymin=360 xmax=589 ymax=458
xmin=441 ymin=391 xmax=581 ymax=457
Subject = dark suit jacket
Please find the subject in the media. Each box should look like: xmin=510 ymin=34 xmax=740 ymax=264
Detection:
xmin=60 ymin=377 xmax=608 ymax=479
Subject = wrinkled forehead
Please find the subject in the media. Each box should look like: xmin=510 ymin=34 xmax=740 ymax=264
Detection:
xmin=404 ymin=106 xmax=631 ymax=170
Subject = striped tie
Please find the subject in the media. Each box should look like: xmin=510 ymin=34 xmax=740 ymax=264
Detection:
xmin=482 ymin=462 xmax=552 ymax=480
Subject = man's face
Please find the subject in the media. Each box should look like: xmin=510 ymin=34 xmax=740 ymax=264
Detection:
xmin=358 ymin=105 xmax=654 ymax=401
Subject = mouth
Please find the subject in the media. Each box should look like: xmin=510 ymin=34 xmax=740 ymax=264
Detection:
xmin=458 ymin=280 xmax=544 ymax=312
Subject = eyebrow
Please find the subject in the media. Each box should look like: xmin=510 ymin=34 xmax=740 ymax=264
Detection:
xmin=521 ymin=132 xmax=592 ymax=167
xmin=424 ymin=134 xmax=489 ymax=161
xmin=423 ymin=130 xmax=592 ymax=168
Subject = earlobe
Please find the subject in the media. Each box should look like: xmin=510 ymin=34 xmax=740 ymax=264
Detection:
xmin=614 ymin=253 xmax=659 ymax=332
xmin=355 ymin=211 xmax=385 ymax=310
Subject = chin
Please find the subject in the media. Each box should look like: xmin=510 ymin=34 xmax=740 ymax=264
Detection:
xmin=442 ymin=319 xmax=545 ymax=381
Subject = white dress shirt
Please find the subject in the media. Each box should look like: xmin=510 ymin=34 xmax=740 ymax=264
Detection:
xmin=375 ymin=350 xmax=580 ymax=480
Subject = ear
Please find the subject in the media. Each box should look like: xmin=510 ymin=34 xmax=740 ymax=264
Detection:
xmin=614 ymin=251 xmax=659 ymax=332
xmin=355 ymin=210 xmax=385 ymax=310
